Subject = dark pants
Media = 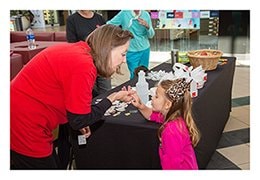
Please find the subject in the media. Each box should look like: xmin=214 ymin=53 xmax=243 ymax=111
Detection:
xmin=56 ymin=77 xmax=111 ymax=169
xmin=10 ymin=150 xmax=59 ymax=169
xmin=56 ymin=123 xmax=71 ymax=169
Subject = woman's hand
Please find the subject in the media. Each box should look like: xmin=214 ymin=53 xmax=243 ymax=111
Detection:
xmin=107 ymin=86 xmax=135 ymax=103
xmin=79 ymin=126 xmax=91 ymax=138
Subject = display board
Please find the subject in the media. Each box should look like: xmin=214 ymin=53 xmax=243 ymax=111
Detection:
xmin=151 ymin=10 xmax=200 ymax=29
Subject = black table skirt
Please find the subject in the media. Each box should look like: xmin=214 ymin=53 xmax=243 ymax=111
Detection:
xmin=71 ymin=57 xmax=236 ymax=169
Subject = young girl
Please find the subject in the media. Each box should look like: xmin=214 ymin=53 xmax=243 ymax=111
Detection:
xmin=131 ymin=78 xmax=201 ymax=170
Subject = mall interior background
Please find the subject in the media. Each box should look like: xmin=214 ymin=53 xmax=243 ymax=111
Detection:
xmin=10 ymin=10 xmax=250 ymax=56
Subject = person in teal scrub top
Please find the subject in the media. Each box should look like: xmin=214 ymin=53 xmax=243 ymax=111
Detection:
xmin=107 ymin=10 xmax=155 ymax=79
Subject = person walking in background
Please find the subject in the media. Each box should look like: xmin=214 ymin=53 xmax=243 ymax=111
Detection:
xmin=107 ymin=10 xmax=155 ymax=79
xmin=11 ymin=24 xmax=134 ymax=169
xmin=66 ymin=10 xmax=111 ymax=96
xmin=131 ymin=78 xmax=200 ymax=169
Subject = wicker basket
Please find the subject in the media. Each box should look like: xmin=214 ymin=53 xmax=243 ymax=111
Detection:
xmin=187 ymin=49 xmax=223 ymax=71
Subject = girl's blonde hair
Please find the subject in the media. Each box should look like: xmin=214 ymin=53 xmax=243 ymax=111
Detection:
xmin=86 ymin=24 xmax=133 ymax=78
xmin=158 ymin=79 xmax=201 ymax=147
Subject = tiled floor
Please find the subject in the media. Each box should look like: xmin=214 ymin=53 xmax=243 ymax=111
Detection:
xmin=213 ymin=65 xmax=250 ymax=170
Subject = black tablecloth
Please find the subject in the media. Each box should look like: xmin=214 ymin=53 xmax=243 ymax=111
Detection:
xmin=70 ymin=57 xmax=236 ymax=169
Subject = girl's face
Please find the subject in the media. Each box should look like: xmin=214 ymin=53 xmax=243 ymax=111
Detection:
xmin=110 ymin=40 xmax=130 ymax=72
xmin=151 ymin=85 xmax=171 ymax=113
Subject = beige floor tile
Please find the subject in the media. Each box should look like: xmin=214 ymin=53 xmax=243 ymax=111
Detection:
xmin=224 ymin=116 xmax=249 ymax=132
xmin=232 ymin=66 xmax=250 ymax=98
xmin=237 ymin=163 xmax=250 ymax=170
xmin=217 ymin=144 xmax=250 ymax=165
xmin=232 ymin=88 xmax=250 ymax=99
xmin=230 ymin=107 xmax=250 ymax=125
xmin=243 ymin=105 xmax=250 ymax=110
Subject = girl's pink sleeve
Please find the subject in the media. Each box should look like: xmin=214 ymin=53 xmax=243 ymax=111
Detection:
xmin=149 ymin=111 xmax=164 ymax=123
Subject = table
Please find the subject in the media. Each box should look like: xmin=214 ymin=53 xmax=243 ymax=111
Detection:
xmin=10 ymin=41 xmax=65 ymax=65
xmin=70 ymin=57 xmax=236 ymax=169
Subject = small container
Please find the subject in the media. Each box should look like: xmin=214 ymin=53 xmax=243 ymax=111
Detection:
xmin=171 ymin=49 xmax=179 ymax=65
xmin=136 ymin=70 xmax=149 ymax=104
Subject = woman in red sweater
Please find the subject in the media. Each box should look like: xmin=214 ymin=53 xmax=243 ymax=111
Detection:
xmin=10 ymin=24 xmax=134 ymax=169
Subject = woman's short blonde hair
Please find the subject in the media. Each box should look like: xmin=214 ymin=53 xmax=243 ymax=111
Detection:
xmin=86 ymin=24 xmax=133 ymax=78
